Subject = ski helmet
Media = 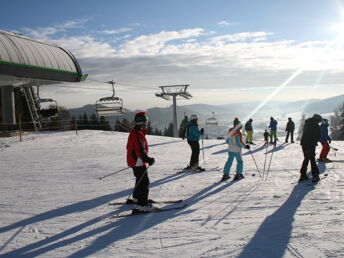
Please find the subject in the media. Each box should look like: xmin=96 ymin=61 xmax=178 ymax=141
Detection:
xmin=190 ymin=114 xmax=198 ymax=121
xmin=134 ymin=111 xmax=148 ymax=125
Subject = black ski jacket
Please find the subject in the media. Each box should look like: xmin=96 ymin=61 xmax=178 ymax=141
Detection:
xmin=285 ymin=121 xmax=295 ymax=132
xmin=300 ymin=118 xmax=321 ymax=147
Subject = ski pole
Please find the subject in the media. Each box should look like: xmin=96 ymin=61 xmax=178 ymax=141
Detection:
xmin=265 ymin=144 xmax=275 ymax=181
xmin=249 ymin=149 xmax=262 ymax=179
xmin=330 ymin=146 xmax=338 ymax=151
xmin=201 ymin=137 xmax=205 ymax=163
xmin=99 ymin=167 xmax=130 ymax=180
xmin=263 ymin=144 xmax=269 ymax=179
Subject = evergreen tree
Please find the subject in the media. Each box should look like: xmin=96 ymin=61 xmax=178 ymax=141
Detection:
xmin=89 ymin=113 xmax=99 ymax=130
xmin=82 ymin=113 xmax=89 ymax=130
xmin=164 ymin=122 xmax=174 ymax=137
xmin=99 ymin=116 xmax=112 ymax=131
xmin=70 ymin=116 xmax=76 ymax=130
xmin=146 ymin=120 xmax=153 ymax=135
xmin=330 ymin=103 xmax=344 ymax=140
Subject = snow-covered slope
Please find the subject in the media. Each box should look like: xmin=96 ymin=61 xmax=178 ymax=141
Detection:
xmin=0 ymin=131 xmax=343 ymax=257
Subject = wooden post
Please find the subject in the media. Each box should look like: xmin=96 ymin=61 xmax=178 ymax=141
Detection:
xmin=75 ymin=115 xmax=78 ymax=135
xmin=19 ymin=114 xmax=22 ymax=142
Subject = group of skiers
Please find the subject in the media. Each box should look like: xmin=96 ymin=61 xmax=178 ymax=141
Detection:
xmin=125 ymin=111 xmax=333 ymax=212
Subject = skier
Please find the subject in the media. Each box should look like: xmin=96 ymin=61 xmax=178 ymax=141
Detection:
xmin=221 ymin=124 xmax=250 ymax=181
xmin=179 ymin=115 xmax=189 ymax=140
xmin=126 ymin=111 xmax=155 ymax=211
xmin=285 ymin=117 xmax=295 ymax=143
xmin=245 ymin=118 xmax=254 ymax=144
xmin=318 ymin=118 xmax=332 ymax=162
xmin=263 ymin=130 xmax=270 ymax=145
xmin=269 ymin=117 xmax=278 ymax=144
xmin=233 ymin=117 xmax=241 ymax=128
xmin=299 ymin=114 xmax=322 ymax=183
xmin=186 ymin=114 xmax=205 ymax=171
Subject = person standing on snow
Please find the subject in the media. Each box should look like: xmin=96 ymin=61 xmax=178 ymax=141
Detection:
xmin=285 ymin=117 xmax=295 ymax=143
xmin=299 ymin=114 xmax=322 ymax=183
xmin=179 ymin=115 xmax=189 ymax=140
xmin=233 ymin=117 xmax=241 ymax=128
xmin=269 ymin=117 xmax=278 ymax=144
xmin=221 ymin=123 xmax=250 ymax=181
xmin=126 ymin=111 xmax=155 ymax=211
xmin=263 ymin=130 xmax=270 ymax=145
xmin=245 ymin=118 xmax=254 ymax=144
xmin=186 ymin=114 xmax=205 ymax=171
xmin=318 ymin=118 xmax=332 ymax=162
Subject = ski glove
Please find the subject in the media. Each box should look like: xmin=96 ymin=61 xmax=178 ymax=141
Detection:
xmin=329 ymin=139 xmax=331 ymax=144
xmin=148 ymin=157 xmax=155 ymax=166
xmin=200 ymin=128 xmax=204 ymax=135
xmin=244 ymin=145 xmax=250 ymax=149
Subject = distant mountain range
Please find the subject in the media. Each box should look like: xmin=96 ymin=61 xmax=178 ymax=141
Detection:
xmin=68 ymin=93 xmax=344 ymax=131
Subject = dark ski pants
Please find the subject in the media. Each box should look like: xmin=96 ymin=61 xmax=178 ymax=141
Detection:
xmin=300 ymin=145 xmax=319 ymax=177
xmin=187 ymin=139 xmax=200 ymax=169
xmin=285 ymin=131 xmax=294 ymax=143
xmin=132 ymin=166 xmax=150 ymax=206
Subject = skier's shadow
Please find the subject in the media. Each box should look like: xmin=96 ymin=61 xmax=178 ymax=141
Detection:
xmin=1 ymin=180 xmax=232 ymax=257
xmin=0 ymin=171 xmax=187 ymax=235
xmin=238 ymin=183 xmax=315 ymax=258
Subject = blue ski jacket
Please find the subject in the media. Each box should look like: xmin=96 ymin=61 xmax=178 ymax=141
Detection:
xmin=319 ymin=124 xmax=330 ymax=143
xmin=187 ymin=122 xmax=201 ymax=141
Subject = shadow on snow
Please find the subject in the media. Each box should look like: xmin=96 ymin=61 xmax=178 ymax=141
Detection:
xmin=238 ymin=183 xmax=315 ymax=258
xmin=1 ymin=170 xmax=232 ymax=257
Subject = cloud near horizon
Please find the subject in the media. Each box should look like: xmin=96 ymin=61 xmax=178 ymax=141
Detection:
xmin=19 ymin=20 xmax=344 ymax=109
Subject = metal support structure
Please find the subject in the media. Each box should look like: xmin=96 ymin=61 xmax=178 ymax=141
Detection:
xmin=155 ymin=84 xmax=192 ymax=138
xmin=22 ymin=86 xmax=41 ymax=131
xmin=1 ymin=86 xmax=16 ymax=131
xmin=172 ymin=95 xmax=178 ymax=137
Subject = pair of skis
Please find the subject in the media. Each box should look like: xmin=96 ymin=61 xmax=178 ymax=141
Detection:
xmin=109 ymin=199 xmax=186 ymax=218
xmin=174 ymin=166 xmax=221 ymax=173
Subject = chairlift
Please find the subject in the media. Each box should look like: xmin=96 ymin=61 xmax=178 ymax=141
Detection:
xmin=36 ymin=86 xmax=60 ymax=118
xmin=95 ymin=80 xmax=124 ymax=116
xmin=205 ymin=112 xmax=218 ymax=125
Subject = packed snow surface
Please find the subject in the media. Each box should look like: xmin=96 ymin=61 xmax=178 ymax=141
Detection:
xmin=0 ymin=130 xmax=343 ymax=257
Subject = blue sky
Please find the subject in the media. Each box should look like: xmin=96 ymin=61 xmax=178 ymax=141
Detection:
xmin=2 ymin=0 xmax=344 ymax=110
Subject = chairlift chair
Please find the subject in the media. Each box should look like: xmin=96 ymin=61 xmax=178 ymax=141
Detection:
xmin=205 ymin=112 xmax=218 ymax=125
xmin=95 ymin=80 xmax=125 ymax=116
xmin=36 ymin=86 xmax=60 ymax=118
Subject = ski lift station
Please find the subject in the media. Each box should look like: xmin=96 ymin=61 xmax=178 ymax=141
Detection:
xmin=0 ymin=30 xmax=87 ymax=132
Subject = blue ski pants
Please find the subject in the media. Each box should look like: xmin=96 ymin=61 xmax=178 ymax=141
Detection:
xmin=223 ymin=151 xmax=243 ymax=175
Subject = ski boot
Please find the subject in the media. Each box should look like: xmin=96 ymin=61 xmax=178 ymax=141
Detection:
xmin=312 ymin=175 xmax=320 ymax=183
xmin=233 ymin=174 xmax=241 ymax=181
xmin=298 ymin=174 xmax=309 ymax=182
xmin=220 ymin=174 xmax=230 ymax=181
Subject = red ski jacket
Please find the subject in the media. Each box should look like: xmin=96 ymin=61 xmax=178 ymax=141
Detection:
xmin=126 ymin=128 xmax=149 ymax=167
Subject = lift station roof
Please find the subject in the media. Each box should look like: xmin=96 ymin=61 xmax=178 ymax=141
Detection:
xmin=0 ymin=30 xmax=87 ymax=87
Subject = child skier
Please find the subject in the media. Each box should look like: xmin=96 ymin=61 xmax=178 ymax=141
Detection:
xmin=221 ymin=124 xmax=250 ymax=181
xmin=263 ymin=130 xmax=270 ymax=145
xmin=126 ymin=111 xmax=155 ymax=211
xmin=318 ymin=118 xmax=332 ymax=162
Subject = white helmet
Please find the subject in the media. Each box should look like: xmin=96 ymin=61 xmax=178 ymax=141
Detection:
xmin=190 ymin=114 xmax=198 ymax=121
